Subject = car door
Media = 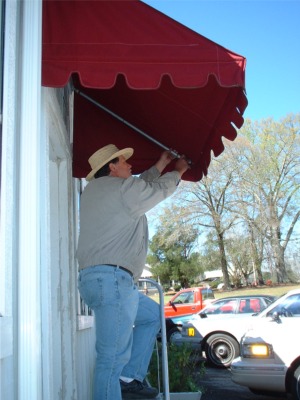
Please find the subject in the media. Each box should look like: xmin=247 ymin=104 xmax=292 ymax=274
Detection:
xmin=164 ymin=289 xmax=196 ymax=317
xmin=258 ymin=293 xmax=300 ymax=364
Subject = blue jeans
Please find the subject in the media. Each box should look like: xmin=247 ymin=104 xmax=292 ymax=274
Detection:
xmin=78 ymin=265 xmax=160 ymax=400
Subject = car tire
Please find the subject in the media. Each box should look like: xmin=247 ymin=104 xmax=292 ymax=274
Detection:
xmin=167 ymin=327 xmax=182 ymax=343
xmin=204 ymin=333 xmax=239 ymax=368
xmin=291 ymin=364 xmax=300 ymax=400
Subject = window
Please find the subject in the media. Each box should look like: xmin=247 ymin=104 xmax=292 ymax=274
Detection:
xmin=267 ymin=294 xmax=300 ymax=317
xmin=202 ymin=288 xmax=214 ymax=300
xmin=74 ymin=178 xmax=94 ymax=330
xmin=172 ymin=291 xmax=192 ymax=304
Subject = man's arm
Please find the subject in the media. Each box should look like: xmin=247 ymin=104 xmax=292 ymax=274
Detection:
xmin=154 ymin=150 xmax=174 ymax=173
xmin=140 ymin=151 xmax=189 ymax=182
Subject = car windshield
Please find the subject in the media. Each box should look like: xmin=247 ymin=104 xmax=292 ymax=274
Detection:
xmin=266 ymin=293 xmax=300 ymax=317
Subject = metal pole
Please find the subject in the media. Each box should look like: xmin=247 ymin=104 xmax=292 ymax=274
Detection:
xmin=139 ymin=278 xmax=170 ymax=400
xmin=74 ymin=88 xmax=192 ymax=163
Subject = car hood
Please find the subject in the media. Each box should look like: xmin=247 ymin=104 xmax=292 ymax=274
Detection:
xmin=241 ymin=316 xmax=300 ymax=366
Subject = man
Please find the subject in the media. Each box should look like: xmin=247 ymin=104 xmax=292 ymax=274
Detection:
xmin=77 ymin=144 xmax=189 ymax=400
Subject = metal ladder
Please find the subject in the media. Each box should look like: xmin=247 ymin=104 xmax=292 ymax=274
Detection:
xmin=139 ymin=278 xmax=170 ymax=400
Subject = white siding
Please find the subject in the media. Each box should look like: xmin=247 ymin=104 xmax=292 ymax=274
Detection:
xmin=0 ymin=2 xmax=96 ymax=398
xmin=76 ymin=329 xmax=96 ymax=400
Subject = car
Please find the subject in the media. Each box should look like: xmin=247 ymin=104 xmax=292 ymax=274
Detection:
xmin=231 ymin=288 xmax=300 ymax=399
xmin=164 ymin=286 xmax=215 ymax=318
xmin=165 ymin=294 xmax=275 ymax=345
xmin=178 ymin=294 xmax=277 ymax=368
xmin=195 ymin=294 xmax=275 ymax=317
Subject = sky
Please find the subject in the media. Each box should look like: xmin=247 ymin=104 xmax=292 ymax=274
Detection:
xmin=142 ymin=0 xmax=300 ymax=121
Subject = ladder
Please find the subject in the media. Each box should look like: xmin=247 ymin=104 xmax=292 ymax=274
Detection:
xmin=139 ymin=278 xmax=170 ymax=400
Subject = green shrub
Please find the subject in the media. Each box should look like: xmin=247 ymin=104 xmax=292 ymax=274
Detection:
xmin=148 ymin=342 xmax=204 ymax=393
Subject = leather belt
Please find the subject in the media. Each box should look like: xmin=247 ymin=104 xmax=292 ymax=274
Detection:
xmin=106 ymin=264 xmax=133 ymax=277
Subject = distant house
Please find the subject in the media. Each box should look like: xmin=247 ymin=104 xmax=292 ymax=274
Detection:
xmin=141 ymin=264 xmax=154 ymax=278
xmin=203 ymin=270 xmax=223 ymax=280
xmin=197 ymin=270 xmax=223 ymax=288
xmin=137 ymin=265 xmax=159 ymax=294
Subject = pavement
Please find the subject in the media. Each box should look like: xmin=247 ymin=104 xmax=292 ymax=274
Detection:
xmin=150 ymin=359 xmax=291 ymax=400
xmin=200 ymin=365 xmax=290 ymax=400
xmin=134 ymin=354 xmax=291 ymax=400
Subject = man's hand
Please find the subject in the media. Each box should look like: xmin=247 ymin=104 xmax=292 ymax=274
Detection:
xmin=155 ymin=150 xmax=175 ymax=173
xmin=174 ymin=156 xmax=190 ymax=177
xmin=155 ymin=150 xmax=190 ymax=176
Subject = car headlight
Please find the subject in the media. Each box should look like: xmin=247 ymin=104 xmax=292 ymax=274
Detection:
xmin=241 ymin=342 xmax=274 ymax=358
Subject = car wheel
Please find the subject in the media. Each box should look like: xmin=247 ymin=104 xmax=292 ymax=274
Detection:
xmin=291 ymin=364 xmax=300 ymax=400
xmin=204 ymin=333 xmax=239 ymax=368
xmin=167 ymin=327 xmax=182 ymax=343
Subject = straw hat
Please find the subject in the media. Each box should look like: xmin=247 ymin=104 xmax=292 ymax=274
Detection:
xmin=86 ymin=144 xmax=134 ymax=181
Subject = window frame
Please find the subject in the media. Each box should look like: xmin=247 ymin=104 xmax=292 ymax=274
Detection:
xmin=74 ymin=178 xmax=94 ymax=330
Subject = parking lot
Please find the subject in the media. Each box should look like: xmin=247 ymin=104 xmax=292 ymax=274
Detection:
xmin=200 ymin=365 xmax=290 ymax=400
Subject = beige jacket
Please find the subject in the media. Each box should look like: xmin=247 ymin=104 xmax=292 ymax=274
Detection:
xmin=76 ymin=166 xmax=180 ymax=280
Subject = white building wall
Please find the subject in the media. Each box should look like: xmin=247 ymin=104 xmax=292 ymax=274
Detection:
xmin=76 ymin=328 xmax=96 ymax=400
xmin=17 ymin=2 xmax=43 ymax=398
xmin=43 ymin=87 xmax=78 ymax=399
xmin=1 ymin=2 xmax=26 ymax=399
xmin=1 ymin=2 xmax=96 ymax=399
xmin=44 ymin=88 xmax=97 ymax=400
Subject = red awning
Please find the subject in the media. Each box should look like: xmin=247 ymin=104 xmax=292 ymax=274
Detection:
xmin=42 ymin=0 xmax=247 ymax=182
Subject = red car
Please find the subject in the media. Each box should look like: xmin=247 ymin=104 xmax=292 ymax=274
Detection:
xmin=164 ymin=287 xmax=215 ymax=318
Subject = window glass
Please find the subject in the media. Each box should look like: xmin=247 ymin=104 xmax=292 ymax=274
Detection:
xmin=203 ymin=298 xmax=237 ymax=315
xmin=202 ymin=288 xmax=214 ymax=300
xmin=239 ymin=298 xmax=257 ymax=313
xmin=267 ymin=294 xmax=300 ymax=317
xmin=76 ymin=179 xmax=93 ymax=319
xmin=219 ymin=299 xmax=237 ymax=313
xmin=172 ymin=291 xmax=192 ymax=304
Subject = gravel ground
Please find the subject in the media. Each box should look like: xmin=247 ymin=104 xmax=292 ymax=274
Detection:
xmin=200 ymin=364 xmax=290 ymax=400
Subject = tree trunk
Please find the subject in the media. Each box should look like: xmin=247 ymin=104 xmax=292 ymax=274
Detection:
xmin=271 ymin=226 xmax=289 ymax=283
xmin=274 ymin=243 xmax=289 ymax=283
xmin=217 ymin=232 xmax=231 ymax=289
xmin=248 ymin=226 xmax=264 ymax=285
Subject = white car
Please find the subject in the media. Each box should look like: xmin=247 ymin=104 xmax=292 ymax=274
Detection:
xmin=166 ymin=294 xmax=274 ymax=343
xmin=231 ymin=288 xmax=300 ymax=399
xmin=179 ymin=294 xmax=277 ymax=367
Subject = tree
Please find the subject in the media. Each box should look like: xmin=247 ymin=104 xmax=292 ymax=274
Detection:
xmin=218 ymin=136 xmax=266 ymax=284
xmin=147 ymin=206 xmax=201 ymax=288
xmin=229 ymin=114 xmax=300 ymax=282
xmin=148 ymin=113 xmax=300 ymax=285
xmin=225 ymin=233 xmax=257 ymax=286
xmin=197 ymin=232 xmax=225 ymax=272
xmin=174 ymin=155 xmax=239 ymax=290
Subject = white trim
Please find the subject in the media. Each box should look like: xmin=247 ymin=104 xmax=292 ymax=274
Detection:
xmin=0 ymin=0 xmax=19 ymax=363
xmin=42 ymin=86 xmax=78 ymax=398
xmin=0 ymin=317 xmax=13 ymax=359
xmin=77 ymin=315 xmax=94 ymax=330
xmin=17 ymin=2 xmax=43 ymax=399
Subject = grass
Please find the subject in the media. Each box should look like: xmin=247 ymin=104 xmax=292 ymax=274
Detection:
xmin=213 ymin=283 xmax=300 ymax=299
xmin=149 ymin=283 xmax=300 ymax=304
